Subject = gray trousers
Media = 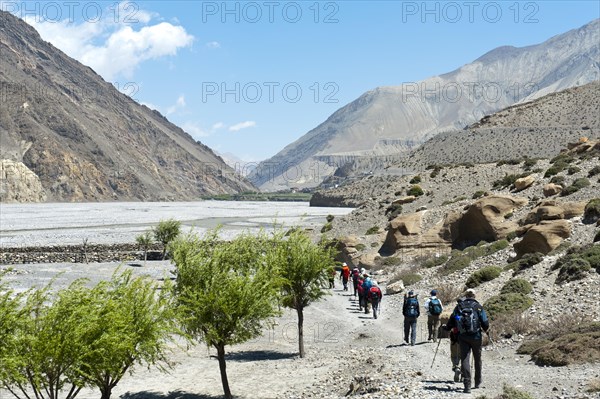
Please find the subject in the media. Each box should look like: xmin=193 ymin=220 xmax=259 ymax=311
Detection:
xmin=427 ymin=315 xmax=440 ymax=340
xmin=459 ymin=335 xmax=482 ymax=388
xmin=403 ymin=317 xmax=418 ymax=344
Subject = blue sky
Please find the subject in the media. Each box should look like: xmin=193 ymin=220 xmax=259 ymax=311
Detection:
xmin=3 ymin=1 xmax=599 ymax=162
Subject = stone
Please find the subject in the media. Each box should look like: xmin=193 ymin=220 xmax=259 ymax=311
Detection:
xmin=513 ymin=220 xmax=571 ymax=258
xmin=514 ymin=175 xmax=535 ymax=191
xmin=385 ymin=280 xmax=405 ymax=295
xmin=543 ymin=183 xmax=563 ymax=197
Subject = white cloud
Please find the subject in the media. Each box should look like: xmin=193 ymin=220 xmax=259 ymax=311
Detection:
xmin=229 ymin=121 xmax=257 ymax=132
xmin=212 ymin=122 xmax=225 ymax=130
xmin=206 ymin=41 xmax=221 ymax=49
xmin=167 ymin=95 xmax=186 ymax=115
xmin=21 ymin=4 xmax=194 ymax=81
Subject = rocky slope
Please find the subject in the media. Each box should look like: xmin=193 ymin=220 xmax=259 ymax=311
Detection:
xmin=0 ymin=11 xmax=254 ymax=202
xmin=250 ymin=19 xmax=599 ymax=191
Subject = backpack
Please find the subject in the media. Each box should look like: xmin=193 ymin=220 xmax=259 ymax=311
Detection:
xmin=405 ymin=297 xmax=419 ymax=318
xmin=369 ymin=287 xmax=381 ymax=302
xmin=457 ymin=301 xmax=481 ymax=335
xmin=429 ymin=298 xmax=442 ymax=316
xmin=352 ymin=269 xmax=359 ymax=281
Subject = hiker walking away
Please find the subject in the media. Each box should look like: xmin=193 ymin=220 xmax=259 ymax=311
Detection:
xmin=351 ymin=267 xmax=360 ymax=297
xmin=445 ymin=289 xmax=489 ymax=393
xmin=361 ymin=273 xmax=373 ymax=314
xmin=449 ymin=322 xmax=461 ymax=382
xmin=328 ymin=267 xmax=336 ymax=289
xmin=424 ymin=289 xmax=443 ymax=342
xmin=357 ymin=275 xmax=365 ymax=311
xmin=368 ymin=281 xmax=383 ymax=319
xmin=340 ymin=262 xmax=351 ymax=291
xmin=402 ymin=290 xmax=420 ymax=346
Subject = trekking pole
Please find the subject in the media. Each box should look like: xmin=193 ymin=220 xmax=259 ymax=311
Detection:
xmin=430 ymin=337 xmax=442 ymax=368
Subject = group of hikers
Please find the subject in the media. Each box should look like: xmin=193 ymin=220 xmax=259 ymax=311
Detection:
xmin=332 ymin=264 xmax=490 ymax=394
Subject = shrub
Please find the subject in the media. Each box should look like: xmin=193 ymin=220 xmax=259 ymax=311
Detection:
xmin=561 ymin=178 xmax=590 ymax=196
xmin=399 ymin=272 xmax=422 ymax=286
xmin=544 ymin=165 xmax=563 ymax=178
xmin=588 ymin=165 xmax=600 ymax=177
xmin=517 ymin=339 xmax=551 ymax=355
xmin=550 ymin=153 xmax=574 ymax=165
xmin=510 ymin=252 xmax=544 ymax=275
xmin=493 ymin=174 xmax=520 ymax=189
xmin=506 ymin=231 xmax=518 ymax=241
xmin=409 ymin=175 xmax=422 ymax=184
xmin=555 ymin=258 xmax=591 ymax=284
xmin=386 ymin=203 xmax=403 ymax=220
xmin=501 ymin=279 xmax=532 ymax=295
xmin=567 ymin=166 xmax=581 ymax=175
xmin=504 ymin=212 xmax=513 ymax=219
xmin=523 ymin=158 xmax=538 ymax=169
xmin=407 ymin=185 xmax=424 ymax=197
xmin=382 ymin=256 xmax=401 ymax=266
xmin=365 ymin=226 xmax=379 ymax=235
xmin=326 ymin=214 xmax=335 ymax=223
xmin=438 ymin=254 xmax=471 ymax=276
xmin=355 ymin=243 xmax=366 ymax=251
xmin=370 ymin=242 xmax=379 ymax=247
xmin=530 ymin=322 xmax=600 ymax=366
xmin=154 ymin=219 xmax=181 ymax=259
xmin=472 ymin=190 xmax=486 ymax=199
xmin=583 ymin=198 xmax=600 ymax=223
xmin=550 ymin=175 xmax=565 ymax=185
xmin=497 ymin=159 xmax=521 ymax=166
xmin=484 ymin=293 xmax=534 ymax=319
xmin=321 ymin=222 xmax=333 ymax=233
xmin=422 ymin=254 xmax=448 ymax=268
xmin=552 ymin=244 xmax=600 ymax=274
xmin=465 ymin=266 xmax=502 ymax=288
xmin=436 ymin=283 xmax=464 ymax=305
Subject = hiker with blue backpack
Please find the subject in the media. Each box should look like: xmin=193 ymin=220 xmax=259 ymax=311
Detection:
xmin=361 ymin=273 xmax=373 ymax=314
xmin=423 ymin=289 xmax=443 ymax=342
xmin=444 ymin=288 xmax=489 ymax=394
xmin=367 ymin=281 xmax=383 ymax=319
xmin=402 ymin=290 xmax=420 ymax=346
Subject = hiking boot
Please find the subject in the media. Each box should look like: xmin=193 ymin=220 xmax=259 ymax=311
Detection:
xmin=453 ymin=368 xmax=461 ymax=383
xmin=474 ymin=382 xmax=481 ymax=389
xmin=463 ymin=386 xmax=471 ymax=393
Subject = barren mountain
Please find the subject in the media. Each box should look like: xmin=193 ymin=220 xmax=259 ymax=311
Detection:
xmin=250 ymin=19 xmax=599 ymax=191
xmin=0 ymin=11 xmax=254 ymax=202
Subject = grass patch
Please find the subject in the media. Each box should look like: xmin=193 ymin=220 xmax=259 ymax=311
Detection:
xmin=421 ymin=254 xmax=448 ymax=268
xmin=355 ymin=243 xmax=366 ymax=251
xmin=517 ymin=339 xmax=551 ymax=355
xmin=465 ymin=266 xmax=502 ymax=288
xmin=365 ymin=226 xmax=380 ymax=235
xmin=484 ymin=293 xmax=533 ymax=320
xmin=529 ymin=322 xmax=600 ymax=366
xmin=398 ymin=272 xmax=422 ymax=286
xmin=500 ymin=279 xmax=532 ymax=295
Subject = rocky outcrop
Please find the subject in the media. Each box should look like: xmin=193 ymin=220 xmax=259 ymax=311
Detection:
xmin=513 ymin=220 xmax=571 ymax=258
xmin=520 ymin=200 xmax=586 ymax=225
xmin=543 ymin=183 xmax=563 ymax=197
xmin=0 ymin=159 xmax=46 ymax=202
xmin=514 ymin=176 xmax=535 ymax=192
xmin=456 ymin=195 xmax=528 ymax=245
xmin=392 ymin=196 xmax=416 ymax=205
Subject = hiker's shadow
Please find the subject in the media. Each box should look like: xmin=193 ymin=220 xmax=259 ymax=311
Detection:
xmin=225 ymin=350 xmax=297 ymax=362
xmin=357 ymin=316 xmax=374 ymax=320
xmin=121 ymin=391 xmax=222 ymax=399
xmin=385 ymin=343 xmax=406 ymax=349
xmin=422 ymin=384 xmax=462 ymax=393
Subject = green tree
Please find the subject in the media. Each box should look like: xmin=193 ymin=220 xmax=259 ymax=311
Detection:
xmin=135 ymin=230 xmax=154 ymax=265
xmin=170 ymin=230 xmax=281 ymax=399
xmin=0 ymin=271 xmax=28 ymax=388
xmin=267 ymin=230 xmax=336 ymax=358
xmin=77 ymin=270 xmax=178 ymax=399
xmin=153 ymin=219 xmax=181 ymax=259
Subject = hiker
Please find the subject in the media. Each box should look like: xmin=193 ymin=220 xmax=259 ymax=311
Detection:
xmin=445 ymin=288 xmax=489 ymax=393
xmin=361 ymin=273 xmax=373 ymax=314
xmin=424 ymin=289 xmax=443 ymax=342
xmin=368 ymin=281 xmax=383 ymax=319
xmin=340 ymin=262 xmax=351 ymax=291
xmin=357 ymin=275 xmax=365 ymax=311
xmin=328 ymin=267 xmax=336 ymax=289
xmin=449 ymin=320 xmax=461 ymax=382
xmin=402 ymin=290 xmax=420 ymax=345
xmin=351 ymin=267 xmax=360 ymax=297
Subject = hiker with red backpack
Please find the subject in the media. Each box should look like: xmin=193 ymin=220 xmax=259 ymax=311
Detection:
xmin=424 ymin=289 xmax=444 ymax=342
xmin=402 ymin=290 xmax=420 ymax=346
xmin=356 ymin=275 xmax=365 ymax=311
xmin=367 ymin=281 xmax=383 ymax=319
xmin=340 ymin=262 xmax=351 ymax=291
xmin=444 ymin=288 xmax=489 ymax=393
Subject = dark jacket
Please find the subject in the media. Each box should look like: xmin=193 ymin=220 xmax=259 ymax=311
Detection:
xmin=447 ymin=298 xmax=489 ymax=340
xmin=402 ymin=296 xmax=420 ymax=318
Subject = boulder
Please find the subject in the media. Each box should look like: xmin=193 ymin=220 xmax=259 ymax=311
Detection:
xmin=514 ymin=175 xmax=535 ymax=192
xmin=456 ymin=195 xmax=528 ymax=245
xmin=520 ymin=200 xmax=586 ymax=225
xmin=392 ymin=196 xmax=416 ymax=205
xmin=513 ymin=220 xmax=571 ymax=259
xmin=385 ymin=279 xmax=405 ymax=295
xmin=543 ymin=183 xmax=563 ymax=197
xmin=380 ymin=212 xmax=423 ymax=255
